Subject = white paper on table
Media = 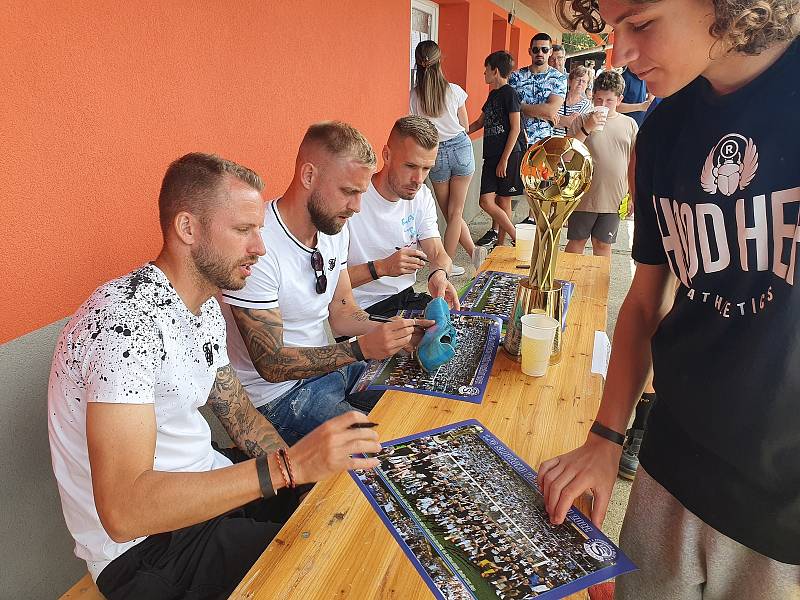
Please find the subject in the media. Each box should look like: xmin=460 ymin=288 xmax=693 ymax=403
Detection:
xmin=591 ymin=331 xmax=612 ymax=379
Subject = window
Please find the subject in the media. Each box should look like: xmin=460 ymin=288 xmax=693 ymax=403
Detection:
xmin=410 ymin=0 xmax=439 ymax=87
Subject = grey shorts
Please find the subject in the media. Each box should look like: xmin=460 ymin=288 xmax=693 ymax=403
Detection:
xmin=429 ymin=131 xmax=475 ymax=183
xmin=566 ymin=211 xmax=620 ymax=243
xmin=617 ymin=468 xmax=800 ymax=600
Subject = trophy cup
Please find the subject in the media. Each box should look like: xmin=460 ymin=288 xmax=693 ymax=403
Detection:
xmin=503 ymin=136 xmax=593 ymax=363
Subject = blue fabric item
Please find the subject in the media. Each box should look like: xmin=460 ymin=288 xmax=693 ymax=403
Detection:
xmin=416 ymin=297 xmax=457 ymax=372
xmin=622 ymin=68 xmax=648 ymax=126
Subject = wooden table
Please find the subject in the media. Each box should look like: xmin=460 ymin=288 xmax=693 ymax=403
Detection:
xmin=231 ymin=247 xmax=610 ymax=600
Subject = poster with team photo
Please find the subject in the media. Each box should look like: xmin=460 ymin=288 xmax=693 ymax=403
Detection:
xmin=351 ymin=312 xmax=502 ymax=404
xmin=351 ymin=420 xmax=635 ymax=600
xmin=459 ymin=271 xmax=575 ymax=330
xmin=459 ymin=271 xmax=525 ymax=321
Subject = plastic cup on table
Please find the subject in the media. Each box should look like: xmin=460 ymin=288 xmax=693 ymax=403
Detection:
xmin=520 ymin=313 xmax=560 ymax=377
xmin=515 ymin=223 xmax=536 ymax=263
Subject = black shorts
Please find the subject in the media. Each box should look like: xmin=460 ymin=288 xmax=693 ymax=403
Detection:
xmin=480 ymin=151 xmax=524 ymax=197
xmin=96 ymin=452 xmax=306 ymax=600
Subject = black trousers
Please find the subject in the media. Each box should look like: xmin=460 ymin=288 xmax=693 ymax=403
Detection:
xmin=364 ymin=286 xmax=432 ymax=317
xmin=96 ymin=449 xmax=305 ymax=600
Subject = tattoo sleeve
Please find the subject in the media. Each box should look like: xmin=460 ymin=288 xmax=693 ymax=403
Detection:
xmin=207 ymin=364 xmax=285 ymax=457
xmin=231 ymin=306 xmax=357 ymax=382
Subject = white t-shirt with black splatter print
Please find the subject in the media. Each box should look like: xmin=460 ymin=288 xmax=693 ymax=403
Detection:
xmin=48 ymin=263 xmax=232 ymax=581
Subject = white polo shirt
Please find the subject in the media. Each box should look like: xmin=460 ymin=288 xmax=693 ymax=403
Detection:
xmin=48 ymin=264 xmax=231 ymax=580
xmin=221 ymin=199 xmax=349 ymax=408
xmin=347 ymin=181 xmax=440 ymax=309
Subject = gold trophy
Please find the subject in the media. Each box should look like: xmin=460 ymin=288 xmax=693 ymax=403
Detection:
xmin=503 ymin=136 xmax=593 ymax=362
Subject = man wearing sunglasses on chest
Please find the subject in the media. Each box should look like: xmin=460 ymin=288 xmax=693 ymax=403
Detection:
xmin=508 ymin=33 xmax=568 ymax=147
xmin=221 ymin=121 xmax=426 ymax=445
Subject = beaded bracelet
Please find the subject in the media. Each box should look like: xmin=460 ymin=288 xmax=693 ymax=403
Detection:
xmin=273 ymin=451 xmax=290 ymax=489
xmin=278 ymin=447 xmax=296 ymax=488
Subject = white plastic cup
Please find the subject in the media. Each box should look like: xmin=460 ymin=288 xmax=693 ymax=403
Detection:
xmin=520 ymin=313 xmax=560 ymax=377
xmin=515 ymin=223 xmax=536 ymax=263
xmin=591 ymin=105 xmax=609 ymax=131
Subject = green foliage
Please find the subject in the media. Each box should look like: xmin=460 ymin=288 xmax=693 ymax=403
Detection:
xmin=562 ymin=32 xmax=609 ymax=54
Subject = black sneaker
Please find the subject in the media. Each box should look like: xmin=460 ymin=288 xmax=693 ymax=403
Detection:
xmin=618 ymin=428 xmax=643 ymax=480
xmin=475 ymin=229 xmax=498 ymax=247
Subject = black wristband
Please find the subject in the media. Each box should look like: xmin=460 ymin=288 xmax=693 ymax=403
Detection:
xmin=580 ymin=125 xmax=590 ymax=137
xmin=255 ymin=454 xmax=276 ymax=498
xmin=589 ymin=421 xmax=625 ymax=446
xmin=427 ymin=268 xmax=447 ymax=283
xmin=349 ymin=336 xmax=366 ymax=362
xmin=367 ymin=261 xmax=379 ymax=280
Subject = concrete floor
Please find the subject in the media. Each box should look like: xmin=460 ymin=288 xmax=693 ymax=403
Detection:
xmin=422 ymin=198 xmax=637 ymax=544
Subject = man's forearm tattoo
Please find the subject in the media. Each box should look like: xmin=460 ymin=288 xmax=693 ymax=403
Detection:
xmin=232 ymin=306 xmax=356 ymax=381
xmin=208 ymin=364 xmax=284 ymax=457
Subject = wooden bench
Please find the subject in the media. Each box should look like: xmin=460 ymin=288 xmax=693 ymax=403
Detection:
xmin=60 ymin=573 xmax=104 ymax=599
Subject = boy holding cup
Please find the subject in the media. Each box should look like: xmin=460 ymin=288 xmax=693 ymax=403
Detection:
xmin=566 ymin=70 xmax=638 ymax=257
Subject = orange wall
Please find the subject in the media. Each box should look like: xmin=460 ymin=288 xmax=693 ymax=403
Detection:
xmin=1 ymin=1 xmax=409 ymax=344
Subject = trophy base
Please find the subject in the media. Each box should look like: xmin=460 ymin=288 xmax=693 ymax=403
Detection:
xmin=502 ymin=279 xmax=564 ymax=364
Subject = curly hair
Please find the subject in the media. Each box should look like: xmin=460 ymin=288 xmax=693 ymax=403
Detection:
xmin=594 ymin=70 xmax=626 ymax=95
xmin=555 ymin=0 xmax=799 ymax=55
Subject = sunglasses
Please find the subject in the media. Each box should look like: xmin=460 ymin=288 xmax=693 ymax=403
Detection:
xmin=311 ymin=249 xmax=328 ymax=295
xmin=530 ymin=46 xmax=550 ymax=54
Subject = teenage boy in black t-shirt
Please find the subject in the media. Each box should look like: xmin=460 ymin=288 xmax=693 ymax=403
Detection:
xmin=468 ymin=51 xmax=527 ymax=248
xmin=540 ymin=0 xmax=800 ymax=597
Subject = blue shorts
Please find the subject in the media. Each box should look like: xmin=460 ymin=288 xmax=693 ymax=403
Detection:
xmin=429 ymin=131 xmax=475 ymax=183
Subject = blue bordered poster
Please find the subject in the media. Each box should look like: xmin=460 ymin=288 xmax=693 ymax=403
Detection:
xmin=351 ymin=312 xmax=502 ymax=404
xmin=459 ymin=271 xmax=574 ymax=330
xmin=350 ymin=420 xmax=635 ymax=599
xmin=459 ymin=271 xmax=526 ymax=321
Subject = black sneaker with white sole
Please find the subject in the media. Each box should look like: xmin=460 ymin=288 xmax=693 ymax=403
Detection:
xmin=475 ymin=229 xmax=498 ymax=247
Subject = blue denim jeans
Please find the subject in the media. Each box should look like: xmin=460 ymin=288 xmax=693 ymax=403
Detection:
xmin=257 ymin=362 xmax=381 ymax=445
xmin=429 ymin=131 xmax=475 ymax=182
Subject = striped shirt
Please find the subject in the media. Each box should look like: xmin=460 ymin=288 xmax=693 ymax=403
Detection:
xmin=553 ymin=96 xmax=593 ymax=137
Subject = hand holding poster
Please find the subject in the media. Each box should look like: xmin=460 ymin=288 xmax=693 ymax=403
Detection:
xmin=351 ymin=421 xmax=635 ymax=599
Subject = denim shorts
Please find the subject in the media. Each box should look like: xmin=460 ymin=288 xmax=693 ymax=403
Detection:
xmin=429 ymin=131 xmax=475 ymax=183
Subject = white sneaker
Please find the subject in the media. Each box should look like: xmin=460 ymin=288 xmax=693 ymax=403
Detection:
xmin=471 ymin=246 xmax=488 ymax=270
xmin=450 ymin=265 xmax=466 ymax=277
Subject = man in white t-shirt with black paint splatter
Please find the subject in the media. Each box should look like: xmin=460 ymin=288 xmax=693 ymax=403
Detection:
xmin=48 ymin=153 xmax=381 ymax=599
xmin=222 ymin=122 xmax=429 ymax=445
xmin=347 ymin=116 xmax=461 ymax=316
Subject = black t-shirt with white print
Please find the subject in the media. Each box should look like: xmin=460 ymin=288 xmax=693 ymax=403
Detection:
xmin=482 ymin=84 xmax=526 ymax=158
xmin=632 ymin=38 xmax=800 ymax=564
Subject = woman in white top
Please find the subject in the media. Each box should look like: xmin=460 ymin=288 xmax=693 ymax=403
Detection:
xmin=410 ymin=40 xmax=482 ymax=276
xmin=553 ymin=65 xmax=594 ymax=137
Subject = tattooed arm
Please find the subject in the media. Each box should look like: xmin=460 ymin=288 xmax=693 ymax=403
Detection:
xmin=230 ymin=304 xmax=360 ymax=382
xmin=206 ymin=364 xmax=286 ymax=457
xmin=327 ymin=268 xmax=378 ymax=338
xmin=231 ymin=272 xmax=418 ymax=381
